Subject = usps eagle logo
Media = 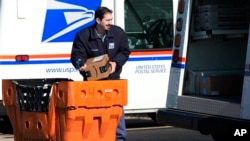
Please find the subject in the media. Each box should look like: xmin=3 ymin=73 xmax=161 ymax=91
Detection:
xmin=42 ymin=0 xmax=101 ymax=43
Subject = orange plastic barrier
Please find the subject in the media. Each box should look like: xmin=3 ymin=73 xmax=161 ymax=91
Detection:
xmin=54 ymin=80 xmax=127 ymax=108
xmin=2 ymin=79 xmax=128 ymax=141
xmin=2 ymin=80 xmax=22 ymax=140
xmin=54 ymin=80 xmax=127 ymax=141
xmin=2 ymin=80 xmax=57 ymax=141
xmin=55 ymin=106 xmax=123 ymax=141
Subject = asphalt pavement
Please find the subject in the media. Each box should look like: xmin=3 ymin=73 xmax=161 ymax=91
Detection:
xmin=0 ymin=115 xmax=214 ymax=141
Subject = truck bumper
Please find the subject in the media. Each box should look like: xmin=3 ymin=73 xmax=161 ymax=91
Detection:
xmin=157 ymin=109 xmax=250 ymax=137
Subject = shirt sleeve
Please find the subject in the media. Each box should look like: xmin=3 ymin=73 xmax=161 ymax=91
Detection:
xmin=70 ymin=31 xmax=88 ymax=69
xmin=111 ymin=29 xmax=131 ymax=70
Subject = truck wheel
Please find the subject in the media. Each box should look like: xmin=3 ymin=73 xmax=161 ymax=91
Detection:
xmin=211 ymin=133 xmax=223 ymax=141
xmin=147 ymin=113 xmax=156 ymax=122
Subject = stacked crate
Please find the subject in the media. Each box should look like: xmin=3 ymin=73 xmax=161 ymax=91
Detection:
xmin=2 ymin=80 xmax=55 ymax=141
xmin=194 ymin=4 xmax=249 ymax=31
xmin=2 ymin=79 xmax=128 ymax=141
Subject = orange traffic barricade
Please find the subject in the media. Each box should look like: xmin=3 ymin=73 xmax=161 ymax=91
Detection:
xmin=2 ymin=80 xmax=56 ymax=141
xmin=2 ymin=79 xmax=128 ymax=141
xmin=54 ymin=80 xmax=127 ymax=141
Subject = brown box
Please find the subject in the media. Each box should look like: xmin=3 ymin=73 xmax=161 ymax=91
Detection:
xmin=85 ymin=54 xmax=111 ymax=81
xmin=199 ymin=75 xmax=243 ymax=95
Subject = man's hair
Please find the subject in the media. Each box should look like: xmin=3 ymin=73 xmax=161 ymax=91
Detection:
xmin=95 ymin=7 xmax=113 ymax=20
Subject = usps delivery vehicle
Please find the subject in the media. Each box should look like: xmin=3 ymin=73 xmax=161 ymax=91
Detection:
xmin=1 ymin=0 xmax=250 ymax=139
xmin=0 ymin=0 xmax=176 ymax=120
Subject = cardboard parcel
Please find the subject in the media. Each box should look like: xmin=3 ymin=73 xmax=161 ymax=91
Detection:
xmin=84 ymin=54 xmax=111 ymax=81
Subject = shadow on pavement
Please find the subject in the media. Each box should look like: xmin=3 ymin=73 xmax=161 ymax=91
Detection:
xmin=0 ymin=117 xmax=13 ymax=134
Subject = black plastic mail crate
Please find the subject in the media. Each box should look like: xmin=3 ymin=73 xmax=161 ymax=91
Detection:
xmin=13 ymin=78 xmax=71 ymax=112
xmin=15 ymin=83 xmax=52 ymax=112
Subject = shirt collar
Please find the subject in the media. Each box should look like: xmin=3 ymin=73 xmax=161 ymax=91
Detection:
xmin=89 ymin=25 xmax=115 ymax=39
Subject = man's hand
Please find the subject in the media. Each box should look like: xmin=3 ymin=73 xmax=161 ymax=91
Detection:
xmin=109 ymin=61 xmax=116 ymax=74
xmin=79 ymin=64 xmax=87 ymax=71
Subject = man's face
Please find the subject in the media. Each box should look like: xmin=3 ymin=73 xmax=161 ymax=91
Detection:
xmin=97 ymin=13 xmax=113 ymax=31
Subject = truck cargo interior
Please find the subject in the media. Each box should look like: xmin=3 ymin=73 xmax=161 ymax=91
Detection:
xmin=183 ymin=0 xmax=250 ymax=104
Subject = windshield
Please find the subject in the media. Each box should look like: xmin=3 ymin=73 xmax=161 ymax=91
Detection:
xmin=124 ymin=0 xmax=173 ymax=50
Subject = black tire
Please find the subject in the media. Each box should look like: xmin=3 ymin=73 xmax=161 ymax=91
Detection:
xmin=211 ymin=133 xmax=223 ymax=141
xmin=147 ymin=113 xmax=157 ymax=122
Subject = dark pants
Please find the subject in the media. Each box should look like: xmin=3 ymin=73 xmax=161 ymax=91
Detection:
xmin=116 ymin=108 xmax=127 ymax=141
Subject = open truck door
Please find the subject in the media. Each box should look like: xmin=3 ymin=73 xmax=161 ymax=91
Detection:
xmin=157 ymin=0 xmax=250 ymax=140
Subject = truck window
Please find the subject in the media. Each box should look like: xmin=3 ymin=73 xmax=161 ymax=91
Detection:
xmin=124 ymin=0 xmax=173 ymax=50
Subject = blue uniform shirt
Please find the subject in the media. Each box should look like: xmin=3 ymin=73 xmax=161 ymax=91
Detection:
xmin=71 ymin=24 xmax=131 ymax=80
